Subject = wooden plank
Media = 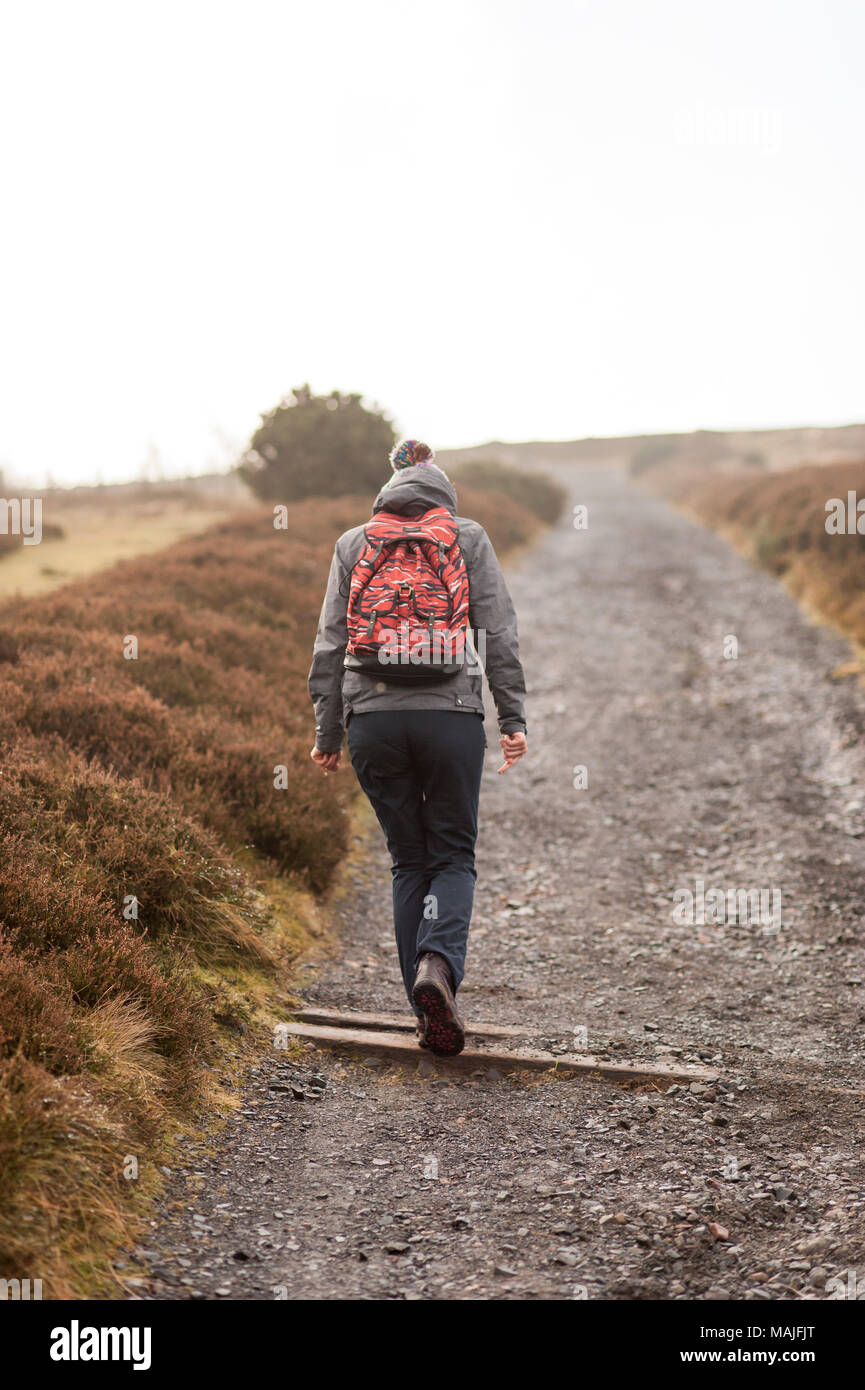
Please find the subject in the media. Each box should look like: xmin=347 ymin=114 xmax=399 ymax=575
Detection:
xmin=281 ymin=1021 xmax=721 ymax=1085
xmin=293 ymin=1004 xmax=531 ymax=1040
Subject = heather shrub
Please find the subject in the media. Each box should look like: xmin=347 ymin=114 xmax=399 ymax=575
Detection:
xmin=0 ymin=941 xmax=83 ymax=1074
xmin=0 ymin=472 xmax=544 ymax=1289
xmin=454 ymin=461 xmax=567 ymax=525
xmin=0 ymin=1053 xmax=140 ymax=1295
xmin=667 ymin=459 xmax=865 ymax=648
xmin=458 ymin=486 xmax=540 ymax=553
xmin=0 ymin=753 xmax=274 ymax=963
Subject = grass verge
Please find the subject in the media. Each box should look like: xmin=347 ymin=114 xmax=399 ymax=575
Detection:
xmin=657 ymin=460 xmax=865 ymax=655
xmin=0 ymin=473 xmax=555 ymax=1295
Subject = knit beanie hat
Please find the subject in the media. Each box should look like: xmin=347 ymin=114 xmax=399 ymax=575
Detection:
xmin=383 ymin=439 xmax=437 ymax=488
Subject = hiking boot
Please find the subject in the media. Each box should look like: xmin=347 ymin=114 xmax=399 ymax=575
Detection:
xmin=411 ymin=952 xmax=465 ymax=1056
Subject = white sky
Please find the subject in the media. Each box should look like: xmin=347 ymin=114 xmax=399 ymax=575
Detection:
xmin=1 ymin=0 xmax=863 ymax=486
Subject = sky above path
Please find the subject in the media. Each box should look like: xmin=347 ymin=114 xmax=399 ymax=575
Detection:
xmin=1 ymin=0 xmax=862 ymax=485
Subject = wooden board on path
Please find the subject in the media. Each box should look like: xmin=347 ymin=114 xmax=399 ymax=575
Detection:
xmin=281 ymin=1019 xmax=721 ymax=1086
xmin=293 ymin=1004 xmax=531 ymax=1040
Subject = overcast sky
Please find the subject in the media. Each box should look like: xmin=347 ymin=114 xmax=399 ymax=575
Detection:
xmin=1 ymin=0 xmax=862 ymax=486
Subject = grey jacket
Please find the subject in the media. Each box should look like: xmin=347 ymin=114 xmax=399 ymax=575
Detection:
xmin=308 ymin=465 xmax=528 ymax=751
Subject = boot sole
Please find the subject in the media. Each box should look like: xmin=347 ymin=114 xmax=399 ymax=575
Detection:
xmin=411 ymin=981 xmax=465 ymax=1056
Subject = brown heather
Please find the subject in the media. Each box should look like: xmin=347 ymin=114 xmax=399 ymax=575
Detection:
xmin=0 ymin=481 xmax=544 ymax=1293
xmin=668 ymin=460 xmax=865 ymax=646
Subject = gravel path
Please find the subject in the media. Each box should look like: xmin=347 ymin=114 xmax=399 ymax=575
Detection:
xmin=131 ymin=463 xmax=865 ymax=1302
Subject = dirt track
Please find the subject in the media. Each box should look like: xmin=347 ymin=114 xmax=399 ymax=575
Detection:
xmin=132 ymin=463 xmax=865 ymax=1301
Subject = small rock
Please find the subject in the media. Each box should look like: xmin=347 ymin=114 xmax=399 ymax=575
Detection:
xmin=797 ymin=1235 xmax=831 ymax=1256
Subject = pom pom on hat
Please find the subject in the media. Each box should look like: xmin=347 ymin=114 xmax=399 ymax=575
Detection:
xmin=389 ymin=439 xmax=434 ymax=474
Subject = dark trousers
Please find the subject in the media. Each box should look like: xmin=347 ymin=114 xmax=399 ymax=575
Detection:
xmin=347 ymin=709 xmax=486 ymax=1010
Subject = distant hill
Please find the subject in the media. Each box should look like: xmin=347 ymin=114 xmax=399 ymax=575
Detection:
xmin=438 ymin=422 xmax=865 ymax=476
xmin=33 ymin=425 xmax=865 ymax=507
xmin=42 ymin=470 xmax=252 ymax=507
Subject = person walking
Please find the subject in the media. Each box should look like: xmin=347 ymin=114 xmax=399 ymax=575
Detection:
xmin=308 ymin=439 xmax=527 ymax=1055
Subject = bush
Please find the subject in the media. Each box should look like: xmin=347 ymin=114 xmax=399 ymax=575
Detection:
xmin=454 ymin=460 xmax=567 ymax=525
xmin=239 ymin=384 xmax=396 ymax=502
xmin=0 ymin=941 xmax=82 ymax=1074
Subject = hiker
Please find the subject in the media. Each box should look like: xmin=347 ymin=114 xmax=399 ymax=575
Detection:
xmin=307 ymin=439 xmax=527 ymax=1055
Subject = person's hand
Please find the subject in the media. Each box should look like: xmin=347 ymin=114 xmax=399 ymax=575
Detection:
xmin=497 ymin=731 xmax=527 ymax=774
xmin=310 ymin=746 xmax=341 ymax=772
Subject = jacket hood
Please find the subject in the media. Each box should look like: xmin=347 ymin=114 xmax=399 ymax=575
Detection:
xmin=372 ymin=464 xmax=458 ymax=518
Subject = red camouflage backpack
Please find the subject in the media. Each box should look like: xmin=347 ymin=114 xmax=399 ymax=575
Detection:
xmin=345 ymin=506 xmax=470 ymax=678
